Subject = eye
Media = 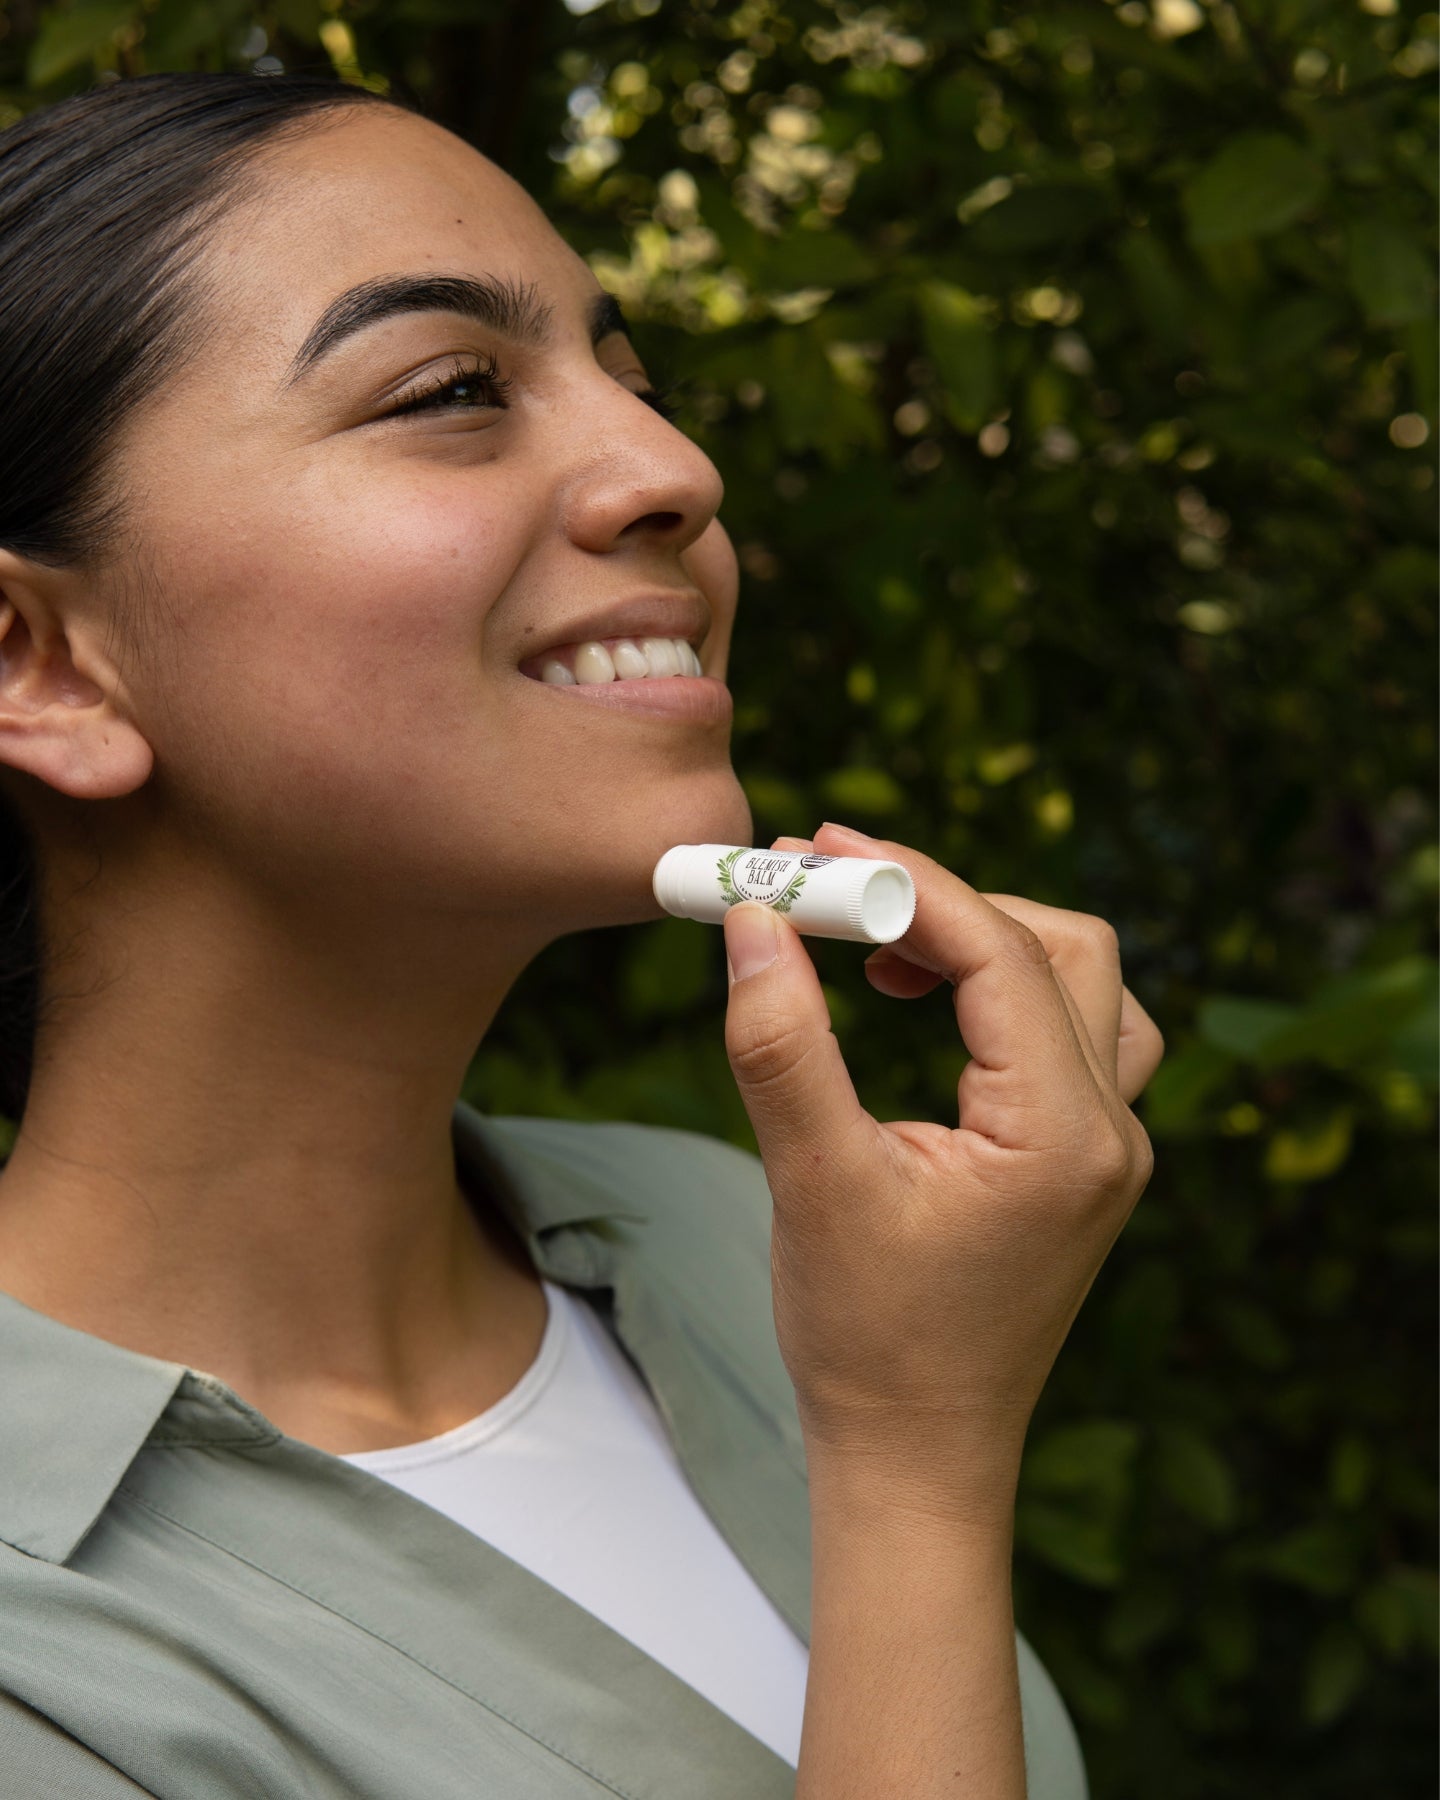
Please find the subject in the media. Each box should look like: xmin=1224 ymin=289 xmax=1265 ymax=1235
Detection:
xmin=385 ymin=353 xmax=513 ymax=419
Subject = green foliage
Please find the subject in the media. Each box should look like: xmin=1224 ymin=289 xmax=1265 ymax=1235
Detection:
xmin=3 ymin=1 xmax=1435 ymax=1793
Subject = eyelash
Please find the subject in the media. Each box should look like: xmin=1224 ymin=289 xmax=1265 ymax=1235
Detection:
xmin=385 ymin=354 xmax=679 ymax=424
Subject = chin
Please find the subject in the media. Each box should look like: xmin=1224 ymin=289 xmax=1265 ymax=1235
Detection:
xmin=565 ymin=770 xmax=754 ymax=932
xmin=658 ymin=768 xmax=753 ymax=858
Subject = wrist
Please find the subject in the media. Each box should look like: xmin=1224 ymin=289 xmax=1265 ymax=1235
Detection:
xmin=802 ymin=1431 xmax=1022 ymax=1543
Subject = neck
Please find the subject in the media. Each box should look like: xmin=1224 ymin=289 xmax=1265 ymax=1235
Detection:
xmin=0 ymin=863 xmax=557 ymax=1451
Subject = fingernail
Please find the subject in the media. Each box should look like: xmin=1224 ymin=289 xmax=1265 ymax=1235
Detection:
xmin=821 ymin=820 xmax=873 ymax=842
xmin=725 ymin=904 xmax=780 ymax=982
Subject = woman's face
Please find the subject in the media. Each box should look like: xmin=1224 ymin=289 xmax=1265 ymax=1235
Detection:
xmin=93 ymin=105 xmax=749 ymax=938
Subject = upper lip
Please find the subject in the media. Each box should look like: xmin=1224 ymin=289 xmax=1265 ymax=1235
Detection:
xmin=520 ymin=589 xmax=712 ymax=662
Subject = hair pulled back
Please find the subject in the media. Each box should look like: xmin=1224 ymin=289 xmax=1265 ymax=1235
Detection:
xmin=0 ymin=72 xmax=396 ymax=1126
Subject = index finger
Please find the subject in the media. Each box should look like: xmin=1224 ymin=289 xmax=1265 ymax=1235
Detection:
xmin=811 ymin=821 xmax=1094 ymax=1098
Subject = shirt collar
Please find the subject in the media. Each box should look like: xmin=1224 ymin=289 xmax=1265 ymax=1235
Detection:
xmin=0 ymin=1105 xmax=642 ymax=1565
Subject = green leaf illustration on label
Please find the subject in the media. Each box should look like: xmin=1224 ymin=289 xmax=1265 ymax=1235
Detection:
xmin=715 ymin=848 xmax=808 ymax=913
xmin=716 ymin=848 xmax=744 ymax=907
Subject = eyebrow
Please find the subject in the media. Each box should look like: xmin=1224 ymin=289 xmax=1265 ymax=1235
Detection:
xmin=284 ymin=276 xmax=629 ymax=386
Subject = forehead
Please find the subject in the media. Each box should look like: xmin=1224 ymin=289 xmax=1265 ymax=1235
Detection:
xmin=197 ymin=107 xmax=590 ymax=363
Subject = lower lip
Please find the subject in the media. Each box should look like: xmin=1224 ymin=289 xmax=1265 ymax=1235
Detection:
xmin=523 ymin=674 xmax=733 ymax=725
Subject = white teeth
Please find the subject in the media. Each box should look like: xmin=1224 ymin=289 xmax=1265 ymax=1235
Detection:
xmin=573 ymin=641 xmax=617 ymax=685
xmin=536 ymin=636 xmax=700 ymax=685
xmin=611 ymin=639 xmax=650 ymax=680
xmin=640 ymin=637 xmax=681 ymax=678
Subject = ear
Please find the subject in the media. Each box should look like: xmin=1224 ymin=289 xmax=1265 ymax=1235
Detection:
xmin=0 ymin=553 xmax=153 ymax=801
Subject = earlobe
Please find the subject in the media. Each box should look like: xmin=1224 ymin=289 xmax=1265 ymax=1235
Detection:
xmin=0 ymin=571 xmax=154 ymax=802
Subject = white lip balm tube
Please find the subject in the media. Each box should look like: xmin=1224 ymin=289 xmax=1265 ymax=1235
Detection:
xmin=653 ymin=844 xmax=917 ymax=946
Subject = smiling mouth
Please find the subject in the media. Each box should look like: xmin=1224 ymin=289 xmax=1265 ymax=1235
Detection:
xmin=519 ymin=636 xmax=704 ymax=686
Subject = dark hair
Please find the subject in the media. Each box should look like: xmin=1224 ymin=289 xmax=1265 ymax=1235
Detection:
xmin=0 ymin=72 xmax=399 ymax=1125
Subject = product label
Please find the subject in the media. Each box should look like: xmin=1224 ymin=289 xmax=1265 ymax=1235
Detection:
xmin=716 ymin=849 xmax=834 ymax=913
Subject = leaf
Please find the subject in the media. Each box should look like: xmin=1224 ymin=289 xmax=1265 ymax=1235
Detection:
xmin=27 ymin=0 xmax=138 ymax=85
xmin=1055 ymin=5 xmax=1211 ymax=91
xmin=273 ymin=0 xmax=325 ymax=39
xmin=1138 ymin=1039 xmax=1234 ymax=1136
xmin=968 ymin=182 xmax=1114 ymax=255
xmin=1183 ymin=133 xmax=1329 ymax=246
xmin=1355 ymin=1577 xmax=1415 ymax=1660
xmin=766 ymin=327 xmax=839 ymax=456
xmin=1107 ymin=1260 xmax=1182 ymax=1364
xmin=622 ymin=916 xmax=711 ymax=1019
xmin=1197 ymin=960 xmax=1437 ymax=1074
xmin=141 ymin=0 xmax=250 ymax=68
xmin=917 ymin=282 xmax=998 ymax=433
xmin=975 ymin=741 xmax=1036 ymax=785
xmin=1405 ymin=317 xmax=1438 ymax=423
xmin=740 ymin=773 xmax=808 ymax=826
xmin=1388 ymin=1003 xmax=1438 ymax=1086
xmin=1303 ymin=1625 xmax=1369 ymax=1727
xmin=1103 ymin=1580 xmax=1181 ymax=1658
xmin=759 ymin=229 xmax=874 ymax=293
xmin=1398 ymin=1568 xmax=1440 ymax=1654
xmin=1256 ymin=1523 xmax=1355 ymax=1596
xmin=820 ymin=766 xmax=906 ymax=815
xmin=1347 ymin=219 xmax=1436 ymax=327
xmin=1153 ymin=1423 xmax=1239 ymax=1530
xmin=1046 ymin=1652 xmax=1129 ymax=1726
xmin=1015 ymin=1500 xmax=1124 ymax=1586
xmin=1188 ymin=397 xmax=1313 ymax=464
xmin=1024 ymin=1420 xmax=1141 ymax=1507
xmin=1196 ymin=1600 xmax=1257 ymax=1681
xmin=1215 ymin=1297 xmax=1293 ymax=1370
xmin=1258 ymin=957 xmax=1436 ymax=1069
xmin=1116 ymin=230 xmax=1194 ymax=352
xmin=1249 ymin=293 xmax=1345 ymax=370
xmin=1196 ymin=995 xmax=1300 ymax=1059
xmin=1328 ymin=1435 xmax=1374 ymax=1510
xmin=1263 ymin=1108 xmax=1354 ymax=1183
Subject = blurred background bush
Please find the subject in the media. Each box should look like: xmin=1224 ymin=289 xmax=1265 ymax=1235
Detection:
xmin=3 ymin=0 xmax=1435 ymax=1791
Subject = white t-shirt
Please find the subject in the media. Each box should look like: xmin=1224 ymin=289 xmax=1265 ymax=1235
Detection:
xmin=344 ymin=1280 xmax=810 ymax=1766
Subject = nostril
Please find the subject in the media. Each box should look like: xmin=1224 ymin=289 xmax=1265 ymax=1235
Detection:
xmin=621 ymin=510 xmax=687 ymax=538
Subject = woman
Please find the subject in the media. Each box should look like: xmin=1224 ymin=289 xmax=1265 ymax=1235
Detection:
xmin=0 ymin=73 xmax=1162 ymax=1798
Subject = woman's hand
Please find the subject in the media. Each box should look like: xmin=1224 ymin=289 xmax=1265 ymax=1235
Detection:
xmin=722 ymin=820 xmax=1164 ymax=1519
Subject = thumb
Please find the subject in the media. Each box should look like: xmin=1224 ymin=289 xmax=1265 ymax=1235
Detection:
xmin=723 ymin=904 xmax=871 ymax=1193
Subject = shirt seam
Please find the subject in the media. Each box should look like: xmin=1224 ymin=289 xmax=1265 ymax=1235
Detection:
xmin=147 ymin=1429 xmax=283 ymax=1449
xmin=112 ymin=1483 xmax=644 ymax=1800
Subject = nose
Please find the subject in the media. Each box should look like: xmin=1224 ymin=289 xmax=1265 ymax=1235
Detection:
xmin=560 ymin=385 xmax=725 ymax=559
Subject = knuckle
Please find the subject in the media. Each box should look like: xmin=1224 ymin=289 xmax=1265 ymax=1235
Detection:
xmin=1134 ymin=1131 xmax=1157 ymax=1193
xmin=1007 ymin=920 xmax=1050 ymax=966
xmin=726 ymin=1010 xmax=810 ymax=1091
xmin=1090 ymin=1132 xmax=1132 ymax=1193
xmin=1075 ymin=912 xmax=1122 ymax=961
xmin=1086 ymin=1114 xmax=1152 ymax=1198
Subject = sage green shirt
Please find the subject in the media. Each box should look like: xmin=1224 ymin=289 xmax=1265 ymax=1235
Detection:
xmin=0 ymin=1106 xmax=1087 ymax=1798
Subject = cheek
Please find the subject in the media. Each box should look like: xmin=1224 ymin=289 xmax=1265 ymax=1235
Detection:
xmin=182 ymin=468 xmax=524 ymax=688
xmin=139 ymin=468 xmax=533 ymax=818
